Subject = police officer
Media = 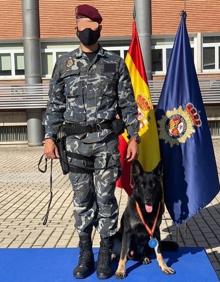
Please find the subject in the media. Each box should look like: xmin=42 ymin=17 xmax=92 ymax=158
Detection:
xmin=44 ymin=4 xmax=140 ymax=280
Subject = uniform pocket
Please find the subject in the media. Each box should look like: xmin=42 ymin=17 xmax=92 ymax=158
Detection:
xmin=61 ymin=69 xmax=80 ymax=79
xmin=62 ymin=70 xmax=81 ymax=98
xmin=105 ymin=136 xmax=120 ymax=168
xmin=107 ymin=152 xmax=120 ymax=168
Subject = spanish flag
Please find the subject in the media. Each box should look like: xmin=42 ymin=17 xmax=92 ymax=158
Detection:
xmin=116 ymin=21 xmax=160 ymax=195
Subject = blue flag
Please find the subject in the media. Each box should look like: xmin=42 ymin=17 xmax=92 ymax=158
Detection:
xmin=156 ymin=12 xmax=219 ymax=224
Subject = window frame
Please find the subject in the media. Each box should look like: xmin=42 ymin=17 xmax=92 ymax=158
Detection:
xmin=202 ymin=42 xmax=220 ymax=73
xmin=0 ymin=49 xmax=25 ymax=80
xmin=152 ymin=38 xmax=196 ymax=75
xmin=0 ymin=52 xmax=12 ymax=76
xmin=14 ymin=53 xmax=25 ymax=76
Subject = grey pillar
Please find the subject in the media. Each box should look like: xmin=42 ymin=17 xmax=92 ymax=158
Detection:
xmin=22 ymin=0 xmax=43 ymax=146
xmin=196 ymin=32 xmax=203 ymax=73
xmin=135 ymin=0 xmax=152 ymax=79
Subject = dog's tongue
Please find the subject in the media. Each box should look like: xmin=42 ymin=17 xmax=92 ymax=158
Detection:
xmin=145 ymin=204 xmax=153 ymax=213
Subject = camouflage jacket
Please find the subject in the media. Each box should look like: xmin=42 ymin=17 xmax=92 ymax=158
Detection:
xmin=44 ymin=46 xmax=139 ymax=143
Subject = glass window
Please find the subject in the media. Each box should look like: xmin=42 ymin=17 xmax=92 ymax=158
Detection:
xmin=42 ymin=52 xmax=53 ymax=76
xmin=166 ymin=48 xmax=172 ymax=69
xmin=0 ymin=54 xmax=12 ymax=76
xmin=219 ymin=47 xmax=220 ymax=69
xmin=191 ymin=48 xmax=194 ymax=61
xmin=203 ymin=47 xmax=215 ymax=70
xmin=124 ymin=50 xmax=128 ymax=59
xmin=203 ymin=36 xmax=220 ymax=43
xmin=15 ymin=53 xmax=25 ymax=75
xmin=152 ymin=49 xmax=162 ymax=72
xmin=56 ymin=52 xmax=68 ymax=59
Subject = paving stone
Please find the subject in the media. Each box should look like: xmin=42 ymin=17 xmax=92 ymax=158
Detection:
xmin=0 ymin=142 xmax=220 ymax=275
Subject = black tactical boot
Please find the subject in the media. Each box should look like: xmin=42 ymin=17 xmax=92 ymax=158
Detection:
xmin=73 ymin=234 xmax=95 ymax=279
xmin=96 ymin=237 xmax=113 ymax=279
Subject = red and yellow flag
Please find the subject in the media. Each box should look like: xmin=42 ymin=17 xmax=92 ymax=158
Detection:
xmin=116 ymin=21 xmax=160 ymax=195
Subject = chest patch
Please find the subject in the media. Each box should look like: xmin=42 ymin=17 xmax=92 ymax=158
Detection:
xmin=104 ymin=63 xmax=117 ymax=73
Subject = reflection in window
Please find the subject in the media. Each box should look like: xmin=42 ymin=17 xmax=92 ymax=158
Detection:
xmin=42 ymin=53 xmax=53 ymax=76
xmin=203 ymin=47 xmax=215 ymax=70
xmin=15 ymin=53 xmax=25 ymax=75
xmin=0 ymin=54 xmax=11 ymax=76
xmin=152 ymin=49 xmax=162 ymax=72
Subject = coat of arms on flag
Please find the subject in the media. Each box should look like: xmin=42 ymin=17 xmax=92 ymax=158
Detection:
xmin=158 ymin=103 xmax=202 ymax=147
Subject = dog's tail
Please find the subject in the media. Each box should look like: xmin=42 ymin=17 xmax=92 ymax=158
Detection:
xmin=160 ymin=240 xmax=179 ymax=251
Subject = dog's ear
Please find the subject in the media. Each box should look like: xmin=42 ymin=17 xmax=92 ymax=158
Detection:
xmin=153 ymin=160 xmax=163 ymax=176
xmin=132 ymin=160 xmax=143 ymax=178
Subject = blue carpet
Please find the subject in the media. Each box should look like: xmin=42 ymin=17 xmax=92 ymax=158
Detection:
xmin=0 ymin=247 xmax=218 ymax=282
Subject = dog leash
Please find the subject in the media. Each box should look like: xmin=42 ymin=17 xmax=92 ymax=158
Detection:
xmin=38 ymin=154 xmax=53 ymax=225
xmin=135 ymin=201 xmax=161 ymax=248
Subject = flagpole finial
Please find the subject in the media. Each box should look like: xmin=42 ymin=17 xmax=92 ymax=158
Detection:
xmin=180 ymin=10 xmax=187 ymax=18
xmin=133 ymin=5 xmax=136 ymax=20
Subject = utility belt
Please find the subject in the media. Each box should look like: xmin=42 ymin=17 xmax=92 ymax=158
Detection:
xmin=64 ymin=119 xmax=125 ymax=136
xmin=58 ymin=119 xmax=125 ymax=174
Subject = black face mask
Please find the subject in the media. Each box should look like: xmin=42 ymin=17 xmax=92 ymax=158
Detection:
xmin=77 ymin=28 xmax=100 ymax=46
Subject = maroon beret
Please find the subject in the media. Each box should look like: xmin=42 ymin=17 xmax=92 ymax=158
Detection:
xmin=75 ymin=4 xmax=102 ymax=24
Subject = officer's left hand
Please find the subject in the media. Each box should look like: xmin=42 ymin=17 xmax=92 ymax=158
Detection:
xmin=126 ymin=138 xmax=138 ymax=162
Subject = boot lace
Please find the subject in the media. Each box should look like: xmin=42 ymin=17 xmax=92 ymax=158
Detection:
xmin=79 ymin=250 xmax=91 ymax=266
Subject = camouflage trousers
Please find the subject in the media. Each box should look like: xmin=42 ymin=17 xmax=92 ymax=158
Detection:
xmin=66 ymin=134 xmax=120 ymax=238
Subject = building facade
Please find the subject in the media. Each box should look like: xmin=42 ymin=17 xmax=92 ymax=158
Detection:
xmin=0 ymin=0 xmax=220 ymax=143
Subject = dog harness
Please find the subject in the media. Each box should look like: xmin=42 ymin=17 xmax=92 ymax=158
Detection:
xmin=135 ymin=201 xmax=161 ymax=248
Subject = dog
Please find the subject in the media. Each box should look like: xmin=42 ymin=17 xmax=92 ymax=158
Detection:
xmin=114 ymin=160 xmax=176 ymax=278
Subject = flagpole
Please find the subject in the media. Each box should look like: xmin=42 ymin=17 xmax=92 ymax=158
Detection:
xmin=134 ymin=0 xmax=152 ymax=79
xmin=183 ymin=0 xmax=187 ymax=11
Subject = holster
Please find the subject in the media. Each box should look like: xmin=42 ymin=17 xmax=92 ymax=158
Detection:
xmin=55 ymin=137 xmax=69 ymax=175
xmin=55 ymin=137 xmax=95 ymax=174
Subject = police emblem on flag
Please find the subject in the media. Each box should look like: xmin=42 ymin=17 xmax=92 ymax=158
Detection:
xmin=158 ymin=103 xmax=202 ymax=147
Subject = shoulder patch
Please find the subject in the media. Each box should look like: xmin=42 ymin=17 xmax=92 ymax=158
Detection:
xmin=66 ymin=58 xmax=74 ymax=69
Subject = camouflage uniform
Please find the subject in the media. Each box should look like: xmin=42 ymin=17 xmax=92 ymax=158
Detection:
xmin=44 ymin=46 xmax=139 ymax=237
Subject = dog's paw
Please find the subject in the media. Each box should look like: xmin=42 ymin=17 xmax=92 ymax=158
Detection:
xmin=115 ymin=270 xmax=127 ymax=279
xmin=161 ymin=265 xmax=175 ymax=275
xmin=142 ymin=257 xmax=151 ymax=264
